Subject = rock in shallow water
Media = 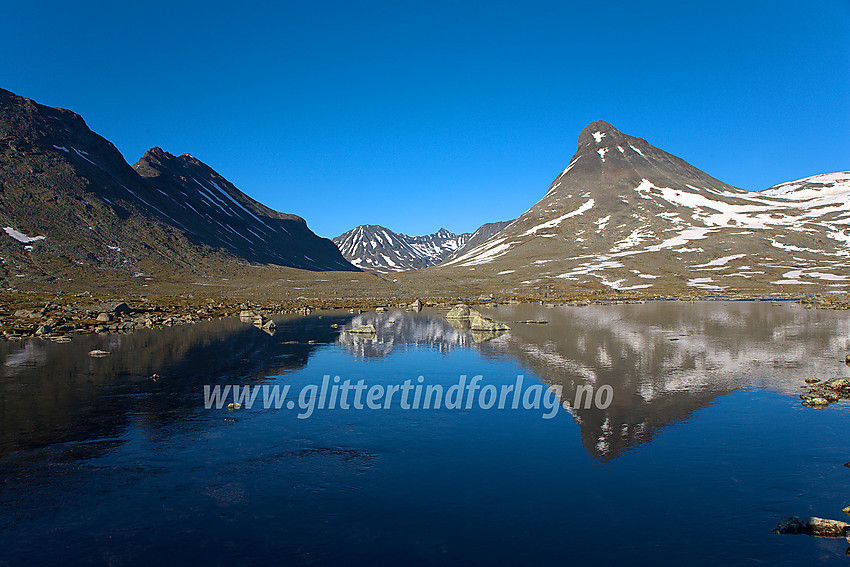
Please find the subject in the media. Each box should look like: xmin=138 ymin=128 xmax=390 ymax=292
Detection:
xmin=469 ymin=314 xmax=510 ymax=332
xmin=445 ymin=304 xmax=481 ymax=320
xmin=774 ymin=516 xmax=850 ymax=537
xmin=346 ymin=324 xmax=377 ymax=335
xmin=800 ymin=376 xmax=850 ymax=408
xmin=774 ymin=516 xmax=809 ymax=535
xmin=809 ymin=517 xmax=850 ymax=537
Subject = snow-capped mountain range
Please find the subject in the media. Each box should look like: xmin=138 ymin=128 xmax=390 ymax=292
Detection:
xmin=436 ymin=121 xmax=850 ymax=293
xmin=333 ymin=222 xmax=510 ymax=273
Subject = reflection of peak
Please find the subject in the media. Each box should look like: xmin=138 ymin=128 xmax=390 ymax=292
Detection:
xmin=474 ymin=302 xmax=843 ymax=460
xmin=334 ymin=305 xmax=847 ymax=461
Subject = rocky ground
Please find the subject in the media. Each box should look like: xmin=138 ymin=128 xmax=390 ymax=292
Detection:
xmin=1 ymin=274 xmax=849 ymax=342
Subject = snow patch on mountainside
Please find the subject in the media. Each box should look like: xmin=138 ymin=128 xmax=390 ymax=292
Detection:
xmin=522 ymin=199 xmax=595 ymax=236
xmin=4 ymin=228 xmax=46 ymax=244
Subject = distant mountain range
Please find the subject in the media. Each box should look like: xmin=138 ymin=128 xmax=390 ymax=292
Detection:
xmin=0 ymin=87 xmax=356 ymax=286
xmin=2 ymin=86 xmax=848 ymax=295
xmin=333 ymin=222 xmax=510 ymax=273
xmin=434 ymin=121 xmax=850 ymax=294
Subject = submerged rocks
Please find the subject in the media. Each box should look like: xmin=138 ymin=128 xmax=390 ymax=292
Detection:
xmin=346 ymin=324 xmax=377 ymax=335
xmin=800 ymin=376 xmax=850 ymax=408
xmin=773 ymin=516 xmax=809 ymax=535
xmin=88 ymin=349 xmax=111 ymax=357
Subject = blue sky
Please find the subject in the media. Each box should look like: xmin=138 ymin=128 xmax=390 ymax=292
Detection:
xmin=2 ymin=1 xmax=848 ymax=238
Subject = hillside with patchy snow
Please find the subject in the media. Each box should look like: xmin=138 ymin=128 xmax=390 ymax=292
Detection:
xmin=437 ymin=121 xmax=850 ymax=294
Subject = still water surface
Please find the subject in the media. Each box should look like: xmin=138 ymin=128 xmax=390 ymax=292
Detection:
xmin=1 ymin=302 xmax=849 ymax=566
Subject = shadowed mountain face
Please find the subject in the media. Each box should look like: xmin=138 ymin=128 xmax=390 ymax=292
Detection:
xmin=0 ymin=87 xmax=356 ymax=285
xmin=440 ymin=121 xmax=850 ymax=294
xmin=333 ymin=221 xmax=512 ymax=273
xmin=132 ymin=148 xmax=354 ymax=270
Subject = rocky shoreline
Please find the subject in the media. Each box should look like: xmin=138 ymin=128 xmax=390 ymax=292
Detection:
xmin=0 ymin=290 xmax=848 ymax=342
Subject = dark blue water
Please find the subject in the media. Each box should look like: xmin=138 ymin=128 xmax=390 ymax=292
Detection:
xmin=1 ymin=302 xmax=849 ymax=566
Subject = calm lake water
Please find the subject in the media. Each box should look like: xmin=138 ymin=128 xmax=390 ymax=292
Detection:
xmin=1 ymin=302 xmax=850 ymax=566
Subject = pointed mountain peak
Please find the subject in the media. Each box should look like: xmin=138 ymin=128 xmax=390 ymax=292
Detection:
xmin=134 ymin=147 xmax=212 ymax=177
xmin=142 ymin=146 xmax=170 ymax=160
xmin=133 ymin=147 xmax=172 ymax=177
xmin=576 ymin=120 xmax=639 ymax=149
xmin=578 ymin=120 xmax=619 ymax=139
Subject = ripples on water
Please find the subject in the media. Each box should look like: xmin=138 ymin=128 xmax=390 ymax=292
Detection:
xmin=1 ymin=302 xmax=849 ymax=565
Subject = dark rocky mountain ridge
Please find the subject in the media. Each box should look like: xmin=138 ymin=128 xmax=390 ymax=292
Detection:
xmin=0 ymin=87 xmax=356 ymax=288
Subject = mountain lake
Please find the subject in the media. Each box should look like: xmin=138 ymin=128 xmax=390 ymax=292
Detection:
xmin=1 ymin=301 xmax=849 ymax=566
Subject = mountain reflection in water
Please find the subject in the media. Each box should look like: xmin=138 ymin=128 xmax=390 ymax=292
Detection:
xmin=0 ymin=314 xmax=351 ymax=456
xmin=2 ymin=302 xmax=850 ymax=566
xmin=2 ymin=302 xmax=848 ymax=462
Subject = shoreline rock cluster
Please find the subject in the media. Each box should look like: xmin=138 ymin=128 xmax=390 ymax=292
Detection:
xmin=800 ymin=376 xmax=850 ymax=408
xmin=0 ymin=299 xmax=230 ymax=341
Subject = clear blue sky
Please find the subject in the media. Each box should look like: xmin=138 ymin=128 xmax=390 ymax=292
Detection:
xmin=2 ymin=1 xmax=848 ymax=238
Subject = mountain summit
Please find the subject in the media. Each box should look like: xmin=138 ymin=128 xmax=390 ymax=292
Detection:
xmin=441 ymin=122 xmax=850 ymax=293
